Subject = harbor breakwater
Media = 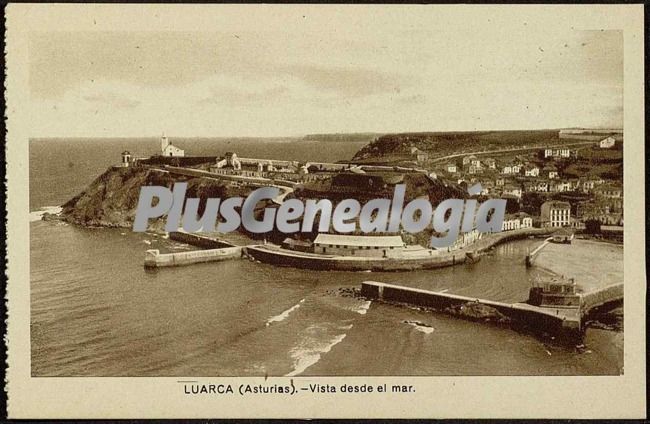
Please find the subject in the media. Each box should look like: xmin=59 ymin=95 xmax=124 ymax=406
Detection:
xmin=144 ymin=246 xmax=244 ymax=268
xmin=359 ymin=280 xmax=622 ymax=340
xmin=244 ymin=227 xmax=554 ymax=272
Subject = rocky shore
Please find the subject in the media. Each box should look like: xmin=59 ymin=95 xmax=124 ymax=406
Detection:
xmin=58 ymin=166 xmax=229 ymax=231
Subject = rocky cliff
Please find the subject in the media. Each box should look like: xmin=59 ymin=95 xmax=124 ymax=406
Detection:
xmin=60 ymin=166 xmax=229 ymax=231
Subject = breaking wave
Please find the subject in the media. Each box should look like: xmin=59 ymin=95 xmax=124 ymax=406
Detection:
xmin=266 ymin=299 xmax=305 ymax=326
xmin=285 ymin=324 xmax=352 ymax=377
xmin=404 ymin=320 xmax=435 ymax=334
xmin=355 ymin=300 xmax=372 ymax=315
xmin=29 ymin=206 xmax=63 ymax=222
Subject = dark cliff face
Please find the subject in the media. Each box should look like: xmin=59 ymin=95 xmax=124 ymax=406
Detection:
xmin=60 ymin=166 xmax=229 ymax=231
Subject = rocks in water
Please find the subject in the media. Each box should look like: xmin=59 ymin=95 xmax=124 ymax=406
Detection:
xmin=445 ymin=301 xmax=511 ymax=323
xmin=41 ymin=212 xmax=62 ymax=222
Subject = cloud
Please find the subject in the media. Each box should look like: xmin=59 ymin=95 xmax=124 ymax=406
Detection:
xmin=28 ymin=28 xmax=623 ymax=137
xmin=278 ymin=64 xmax=406 ymax=98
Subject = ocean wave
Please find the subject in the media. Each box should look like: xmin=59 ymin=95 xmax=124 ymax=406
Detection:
xmin=285 ymin=330 xmax=348 ymax=377
xmin=266 ymin=299 xmax=305 ymax=326
xmin=355 ymin=300 xmax=372 ymax=315
xmin=29 ymin=206 xmax=63 ymax=222
xmin=404 ymin=320 xmax=435 ymax=334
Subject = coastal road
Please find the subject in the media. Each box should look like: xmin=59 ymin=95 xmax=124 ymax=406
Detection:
xmin=429 ymin=141 xmax=595 ymax=163
xmin=154 ymin=165 xmax=295 ymax=205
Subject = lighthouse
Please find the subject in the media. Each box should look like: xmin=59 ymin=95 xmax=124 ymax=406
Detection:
xmin=160 ymin=132 xmax=185 ymax=157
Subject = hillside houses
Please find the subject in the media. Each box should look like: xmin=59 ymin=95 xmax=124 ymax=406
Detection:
xmin=523 ymin=164 xmax=540 ymax=177
xmin=462 ymin=155 xmax=477 ymax=166
xmin=503 ymin=184 xmax=523 ymax=198
xmin=580 ymin=177 xmax=605 ymax=193
xmin=501 ymin=212 xmax=533 ymax=231
xmin=429 ymin=143 xmax=622 ymax=234
xmin=483 ymin=158 xmax=496 ymax=169
xmin=410 ymin=147 xmax=429 ymax=162
xmin=446 ymin=163 xmax=458 ymax=173
xmin=543 ymin=147 xmax=572 ymax=159
xmin=542 ymin=164 xmax=559 ymax=179
xmin=594 ymin=183 xmax=623 ymax=199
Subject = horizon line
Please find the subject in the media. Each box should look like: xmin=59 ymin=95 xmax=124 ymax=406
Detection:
xmin=29 ymin=127 xmax=624 ymax=140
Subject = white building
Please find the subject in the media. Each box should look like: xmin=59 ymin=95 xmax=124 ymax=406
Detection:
xmin=483 ymin=158 xmax=496 ymax=169
xmin=524 ymin=165 xmax=540 ymax=177
xmin=503 ymin=184 xmax=522 ymax=198
xmin=120 ymin=151 xmax=132 ymax=167
xmin=543 ymin=147 xmax=571 ymax=158
xmin=599 ymin=136 xmax=616 ymax=149
xmin=541 ymin=201 xmax=571 ymax=227
xmin=161 ymin=133 xmax=184 ymax=157
xmin=501 ymin=216 xmax=521 ymax=231
xmin=313 ymin=234 xmax=405 ymax=257
xmin=462 ymin=155 xmax=477 ymax=166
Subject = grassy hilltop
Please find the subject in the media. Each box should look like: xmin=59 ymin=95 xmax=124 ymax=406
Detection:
xmin=352 ymin=130 xmax=563 ymax=163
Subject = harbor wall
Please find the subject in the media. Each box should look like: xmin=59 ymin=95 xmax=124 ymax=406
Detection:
xmin=525 ymin=238 xmax=553 ymax=267
xmin=360 ymin=281 xmax=581 ymax=337
xmin=581 ymin=283 xmax=624 ymax=317
xmin=144 ymin=247 xmax=243 ymax=268
xmin=244 ymin=245 xmax=466 ymax=271
xmin=169 ymin=231 xmax=235 ymax=249
xmin=244 ymin=227 xmax=553 ymax=272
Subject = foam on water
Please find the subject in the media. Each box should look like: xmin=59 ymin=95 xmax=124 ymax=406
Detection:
xmin=29 ymin=206 xmax=63 ymax=222
xmin=266 ymin=299 xmax=305 ymax=326
xmin=355 ymin=300 xmax=372 ymax=315
xmin=405 ymin=320 xmax=435 ymax=334
xmin=285 ymin=329 xmax=349 ymax=377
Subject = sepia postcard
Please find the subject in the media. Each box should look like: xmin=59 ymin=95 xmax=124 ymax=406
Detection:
xmin=4 ymin=3 xmax=646 ymax=419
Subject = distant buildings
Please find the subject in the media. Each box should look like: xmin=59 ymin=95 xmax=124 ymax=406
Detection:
xmin=446 ymin=163 xmax=458 ymax=173
xmin=542 ymin=164 xmax=559 ymax=179
xmin=599 ymin=136 xmax=616 ymax=149
xmin=523 ymin=164 xmax=540 ymax=177
xmin=543 ymin=147 xmax=571 ymax=159
xmin=462 ymin=155 xmax=477 ymax=166
xmin=483 ymin=158 xmax=496 ymax=169
xmin=549 ymin=180 xmax=571 ymax=193
xmin=580 ymin=178 xmax=605 ymax=193
xmin=501 ymin=164 xmax=514 ymax=175
xmin=594 ymin=183 xmax=623 ymax=199
xmin=540 ymin=200 xmax=571 ymax=227
xmin=503 ymin=184 xmax=522 ymax=198
xmin=501 ymin=213 xmax=532 ymax=231
xmin=410 ymin=147 xmax=429 ymax=162
xmin=161 ymin=133 xmax=185 ymax=157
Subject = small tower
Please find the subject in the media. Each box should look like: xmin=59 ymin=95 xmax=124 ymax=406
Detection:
xmin=161 ymin=132 xmax=170 ymax=153
xmin=121 ymin=151 xmax=132 ymax=167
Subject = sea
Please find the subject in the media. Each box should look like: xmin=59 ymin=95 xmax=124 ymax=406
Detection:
xmin=29 ymin=137 xmax=623 ymax=376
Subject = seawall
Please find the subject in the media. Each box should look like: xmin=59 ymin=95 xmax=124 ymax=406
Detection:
xmin=360 ymin=281 xmax=582 ymax=338
xmin=144 ymin=246 xmax=243 ymax=268
xmin=169 ymin=231 xmax=235 ymax=249
xmin=244 ymin=227 xmax=553 ymax=272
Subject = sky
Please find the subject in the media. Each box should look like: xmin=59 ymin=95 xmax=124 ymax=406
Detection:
xmin=29 ymin=22 xmax=623 ymax=137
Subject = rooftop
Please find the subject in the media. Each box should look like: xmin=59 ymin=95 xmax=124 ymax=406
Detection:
xmin=314 ymin=234 xmax=405 ymax=247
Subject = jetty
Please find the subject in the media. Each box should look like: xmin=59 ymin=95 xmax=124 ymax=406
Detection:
xmin=360 ymin=280 xmax=622 ymax=339
xmin=360 ymin=238 xmax=623 ymax=339
xmin=525 ymin=237 xmax=552 ymax=267
xmin=144 ymin=246 xmax=244 ymax=268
